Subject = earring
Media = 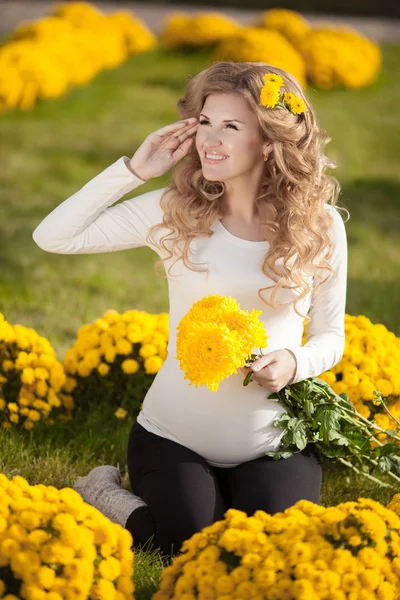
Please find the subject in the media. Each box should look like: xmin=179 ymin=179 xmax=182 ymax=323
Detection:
xmin=263 ymin=153 xmax=268 ymax=161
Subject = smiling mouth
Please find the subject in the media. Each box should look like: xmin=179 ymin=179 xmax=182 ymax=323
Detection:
xmin=204 ymin=152 xmax=229 ymax=162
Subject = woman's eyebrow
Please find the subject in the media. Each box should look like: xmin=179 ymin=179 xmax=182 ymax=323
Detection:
xmin=199 ymin=113 xmax=246 ymax=124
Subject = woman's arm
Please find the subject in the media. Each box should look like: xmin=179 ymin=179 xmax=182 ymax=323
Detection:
xmin=32 ymin=157 xmax=166 ymax=254
xmin=285 ymin=205 xmax=348 ymax=383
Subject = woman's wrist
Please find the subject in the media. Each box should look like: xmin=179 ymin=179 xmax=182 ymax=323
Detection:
xmin=124 ymin=157 xmax=148 ymax=181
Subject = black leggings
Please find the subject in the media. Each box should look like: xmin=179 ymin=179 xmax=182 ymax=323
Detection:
xmin=126 ymin=420 xmax=322 ymax=558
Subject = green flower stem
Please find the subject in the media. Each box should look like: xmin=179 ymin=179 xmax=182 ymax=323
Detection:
xmin=281 ymin=381 xmax=398 ymax=446
xmin=320 ymin=405 xmax=400 ymax=463
xmin=366 ymin=456 xmax=400 ymax=484
xmin=337 ymin=457 xmax=395 ymax=489
xmin=381 ymin=403 xmax=400 ymax=427
xmin=337 ymin=403 xmax=400 ymax=444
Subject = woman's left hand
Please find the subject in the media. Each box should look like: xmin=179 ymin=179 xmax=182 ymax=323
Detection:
xmin=240 ymin=349 xmax=297 ymax=392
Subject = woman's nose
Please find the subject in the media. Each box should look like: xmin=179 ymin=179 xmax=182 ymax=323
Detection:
xmin=203 ymin=135 xmax=223 ymax=148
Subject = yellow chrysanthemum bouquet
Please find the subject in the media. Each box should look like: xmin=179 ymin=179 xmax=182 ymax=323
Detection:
xmin=154 ymin=495 xmax=400 ymax=600
xmin=0 ymin=313 xmax=73 ymax=431
xmin=0 ymin=472 xmax=135 ymax=600
xmin=61 ymin=308 xmax=168 ymax=419
xmin=175 ymin=294 xmax=268 ymax=393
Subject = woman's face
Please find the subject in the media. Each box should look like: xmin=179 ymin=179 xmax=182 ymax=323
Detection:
xmin=195 ymin=92 xmax=268 ymax=182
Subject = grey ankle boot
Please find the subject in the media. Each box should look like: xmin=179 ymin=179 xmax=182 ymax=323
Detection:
xmin=73 ymin=465 xmax=147 ymax=527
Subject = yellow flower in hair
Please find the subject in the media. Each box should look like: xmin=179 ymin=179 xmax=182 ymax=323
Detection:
xmin=260 ymin=72 xmax=306 ymax=116
xmin=283 ymin=91 xmax=296 ymax=105
xmin=283 ymin=91 xmax=306 ymax=115
xmin=259 ymin=80 xmax=280 ymax=108
xmin=263 ymin=73 xmax=284 ymax=88
xmin=287 ymin=95 xmax=306 ymax=115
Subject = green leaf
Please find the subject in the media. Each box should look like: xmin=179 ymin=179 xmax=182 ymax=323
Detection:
xmin=385 ymin=429 xmax=399 ymax=437
xmin=327 ymin=430 xmax=350 ymax=445
xmin=292 ymin=419 xmax=308 ymax=451
xmin=303 ymin=398 xmax=315 ymax=418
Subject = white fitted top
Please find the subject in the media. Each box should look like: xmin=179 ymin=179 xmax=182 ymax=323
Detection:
xmin=32 ymin=157 xmax=348 ymax=467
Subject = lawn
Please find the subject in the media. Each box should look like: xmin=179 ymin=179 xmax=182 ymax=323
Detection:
xmin=1 ymin=43 xmax=400 ymax=598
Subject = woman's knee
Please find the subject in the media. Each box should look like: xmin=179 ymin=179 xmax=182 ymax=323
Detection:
xmin=229 ymin=448 xmax=322 ymax=515
xmin=126 ymin=424 xmax=227 ymax=555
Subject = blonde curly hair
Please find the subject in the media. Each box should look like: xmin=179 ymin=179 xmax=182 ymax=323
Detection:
xmin=145 ymin=61 xmax=349 ymax=323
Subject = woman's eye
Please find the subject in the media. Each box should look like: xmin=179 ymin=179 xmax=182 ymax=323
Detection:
xmin=199 ymin=119 xmax=238 ymax=130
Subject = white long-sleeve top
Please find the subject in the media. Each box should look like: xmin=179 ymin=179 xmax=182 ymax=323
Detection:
xmin=32 ymin=157 xmax=348 ymax=467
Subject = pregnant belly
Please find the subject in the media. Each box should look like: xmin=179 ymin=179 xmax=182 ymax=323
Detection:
xmin=140 ymin=359 xmax=288 ymax=467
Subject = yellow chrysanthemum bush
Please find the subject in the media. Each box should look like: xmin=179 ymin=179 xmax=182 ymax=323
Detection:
xmin=0 ymin=313 xmax=73 ymax=431
xmin=311 ymin=314 xmax=400 ymax=444
xmin=0 ymin=472 xmax=135 ymax=600
xmin=61 ymin=309 xmax=168 ymax=418
xmin=255 ymin=9 xmax=381 ymax=90
xmin=176 ymin=294 xmax=267 ymax=393
xmin=258 ymin=8 xmax=312 ymax=47
xmin=297 ymin=25 xmax=382 ymax=89
xmin=159 ymin=11 xmax=242 ymax=50
xmin=154 ymin=497 xmax=400 ymax=600
xmin=0 ymin=1 xmax=157 ymax=114
xmin=210 ymin=27 xmax=307 ymax=89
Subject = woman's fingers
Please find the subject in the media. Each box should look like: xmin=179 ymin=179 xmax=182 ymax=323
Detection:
xmin=173 ymin=122 xmax=198 ymax=143
xmin=172 ymin=136 xmax=194 ymax=160
xmin=155 ymin=118 xmax=197 ymax=138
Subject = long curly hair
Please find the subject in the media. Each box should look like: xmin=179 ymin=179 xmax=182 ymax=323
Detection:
xmin=145 ymin=61 xmax=349 ymax=323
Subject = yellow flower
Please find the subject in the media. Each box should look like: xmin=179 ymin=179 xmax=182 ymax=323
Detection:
xmin=144 ymin=355 xmax=163 ymax=374
xmin=121 ymin=359 xmax=139 ymax=374
xmin=2 ymin=359 xmax=14 ymax=371
xmin=139 ymin=344 xmax=158 ymax=359
xmin=94 ymin=578 xmax=117 ymax=600
xmin=177 ymin=322 xmax=241 ymax=392
xmin=21 ymin=368 xmax=35 ymax=385
xmin=37 ymin=565 xmax=56 ymax=589
xmin=114 ymin=407 xmax=128 ymax=420
xmin=288 ymin=95 xmax=306 ymax=115
xmin=36 ymin=380 xmax=48 ymax=397
xmin=104 ymin=347 xmax=117 ymax=364
xmin=117 ymin=576 xmax=134 ymax=595
xmin=116 ymin=339 xmax=133 ymax=355
xmin=283 ymin=91 xmax=295 ymax=106
xmin=63 ymin=377 xmax=77 ymax=393
xmin=259 ymin=80 xmax=280 ymax=108
xmin=241 ymin=553 xmax=262 ymax=568
xmin=28 ymin=410 xmax=41 ymax=422
xmin=98 ymin=362 xmax=110 ymax=376
xmin=263 ymin=72 xmax=284 ymax=88
xmin=176 ymin=295 xmax=268 ymax=392
xmin=98 ymin=556 xmax=121 ymax=580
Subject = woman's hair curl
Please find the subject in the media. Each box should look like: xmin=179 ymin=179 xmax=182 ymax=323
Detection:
xmin=145 ymin=61 xmax=349 ymax=324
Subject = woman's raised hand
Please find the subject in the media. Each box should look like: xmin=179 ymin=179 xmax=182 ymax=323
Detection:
xmin=128 ymin=118 xmax=199 ymax=181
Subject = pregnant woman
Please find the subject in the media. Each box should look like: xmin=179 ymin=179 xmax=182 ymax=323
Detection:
xmin=32 ymin=61 xmax=348 ymax=559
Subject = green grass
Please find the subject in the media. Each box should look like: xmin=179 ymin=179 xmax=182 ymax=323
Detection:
xmin=1 ymin=44 xmax=400 ymax=598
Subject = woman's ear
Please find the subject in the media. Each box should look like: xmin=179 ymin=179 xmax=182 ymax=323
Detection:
xmin=263 ymin=142 xmax=272 ymax=155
